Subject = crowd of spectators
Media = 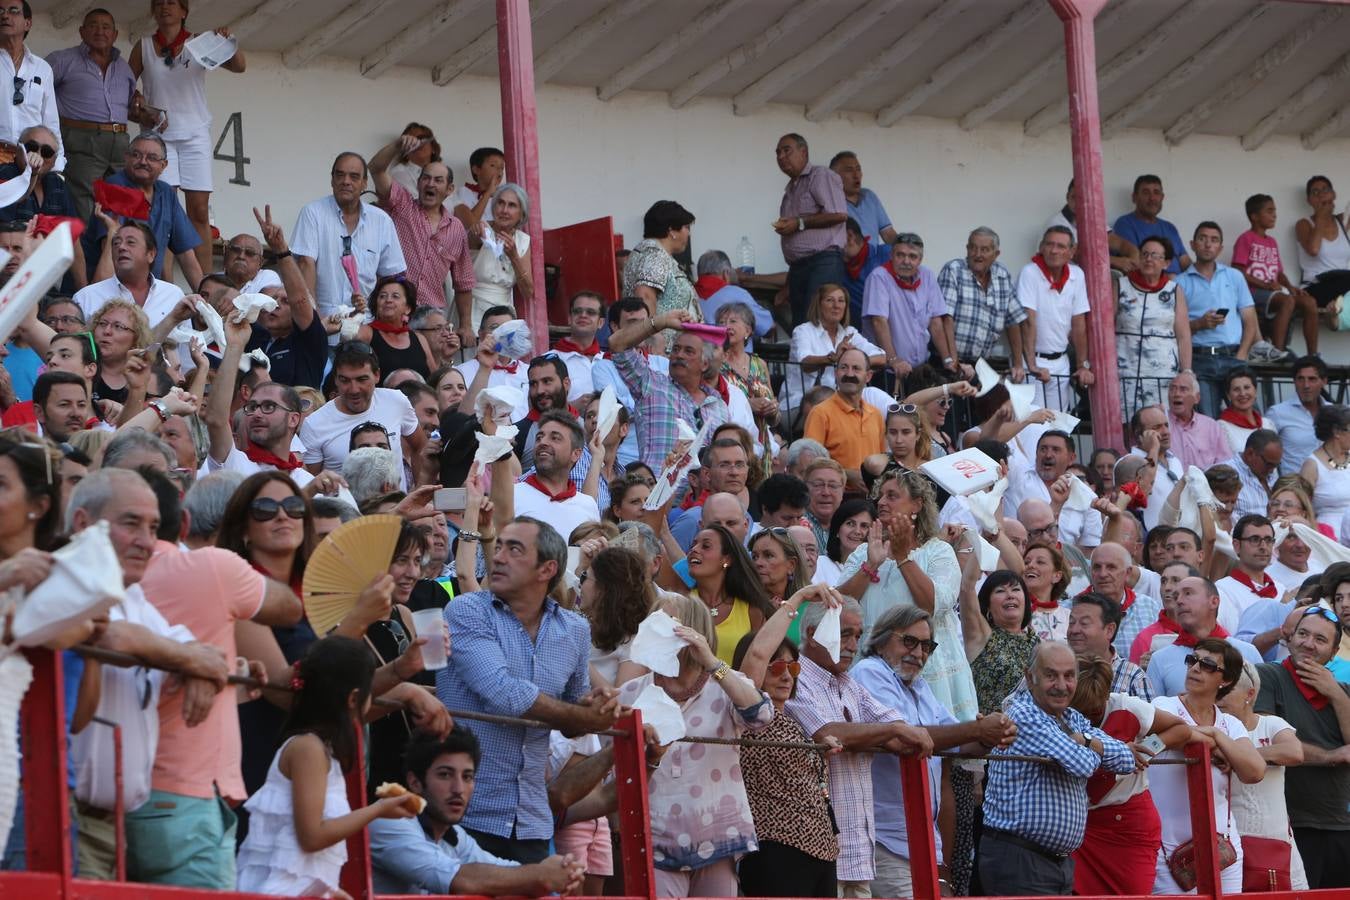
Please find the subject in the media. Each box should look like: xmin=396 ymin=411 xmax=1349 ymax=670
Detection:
xmin=3 ymin=2 xmax=1350 ymax=899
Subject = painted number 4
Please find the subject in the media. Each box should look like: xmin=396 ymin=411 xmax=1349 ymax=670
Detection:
xmin=213 ymin=112 xmax=251 ymax=186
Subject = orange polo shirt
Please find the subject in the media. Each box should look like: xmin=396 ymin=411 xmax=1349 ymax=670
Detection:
xmin=803 ymin=392 xmax=885 ymax=471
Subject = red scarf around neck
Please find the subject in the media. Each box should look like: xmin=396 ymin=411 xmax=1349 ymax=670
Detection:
xmin=1154 ymin=612 xmax=1183 ymax=634
xmin=1174 ymin=621 xmax=1228 ymax=648
xmin=844 ymin=238 xmax=871 ymax=281
xmin=1282 ymin=657 xmax=1330 ymax=710
xmin=527 ymin=404 xmax=578 ymax=423
xmin=693 ymin=274 xmax=727 ymax=300
xmin=466 ymin=183 xmax=485 ymax=196
xmin=889 ymin=265 xmax=921 ymax=292
xmin=370 ymin=319 xmax=409 ymax=335
xmin=1118 ymin=585 xmax=1137 ymax=614
xmin=1229 ymin=568 xmax=1279 ymax=599
xmin=554 ymin=337 xmax=601 ymax=357
xmin=1127 ymin=270 xmax=1170 ymax=293
xmin=244 ymin=441 xmax=303 ymax=472
xmin=153 ymin=28 xmax=191 ymax=60
xmin=714 ymin=375 xmax=733 ymax=408
xmin=524 ymin=473 xmax=577 ymax=502
xmin=493 ymin=359 xmax=519 ymax=374
xmin=1030 ymin=595 xmax=1061 ymax=612
xmin=1032 ymin=254 xmax=1069 ymax=293
xmin=1219 ymin=407 xmax=1262 ymax=430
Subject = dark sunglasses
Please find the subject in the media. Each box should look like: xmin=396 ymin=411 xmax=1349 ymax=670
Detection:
xmin=160 ymin=46 xmax=175 ymax=67
xmin=10 ymin=76 xmax=21 ymax=106
xmin=897 ymin=633 xmax=938 ymax=654
xmin=767 ymin=659 xmax=800 ymax=678
xmin=22 ymin=140 xmax=54 ymax=159
xmin=1183 ymin=653 xmax=1222 ymax=674
xmin=249 ymin=495 xmax=307 ymax=522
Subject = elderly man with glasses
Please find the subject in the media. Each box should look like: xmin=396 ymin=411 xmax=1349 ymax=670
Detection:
xmin=79 ymin=130 xmax=201 ymax=287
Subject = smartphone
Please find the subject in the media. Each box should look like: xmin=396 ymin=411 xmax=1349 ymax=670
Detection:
xmin=434 ymin=487 xmax=467 ymax=512
xmin=1138 ymin=733 xmax=1166 ymax=755
xmin=1216 ymin=308 xmax=1229 ymax=318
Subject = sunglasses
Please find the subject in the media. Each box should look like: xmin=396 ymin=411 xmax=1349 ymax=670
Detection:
xmin=896 ymin=634 xmax=938 ymax=654
xmin=160 ymin=46 xmax=176 ymax=67
xmin=767 ymin=659 xmax=800 ymax=678
xmin=249 ymin=495 xmax=307 ymax=522
xmin=1303 ymin=606 xmax=1341 ymax=625
xmin=888 ymin=402 xmax=919 ymax=415
xmin=1183 ymin=653 xmax=1223 ymax=674
xmin=22 ymin=140 xmax=54 ymax=159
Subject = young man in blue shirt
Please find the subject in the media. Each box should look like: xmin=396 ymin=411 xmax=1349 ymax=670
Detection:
xmin=1113 ymin=175 xmax=1191 ymax=275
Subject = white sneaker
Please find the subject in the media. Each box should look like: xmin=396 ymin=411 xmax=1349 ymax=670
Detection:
xmin=1248 ymin=341 xmax=1279 ymax=362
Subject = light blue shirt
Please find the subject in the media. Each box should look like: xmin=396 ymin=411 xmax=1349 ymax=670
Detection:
xmin=1236 ymin=598 xmax=1294 ymax=662
xmin=1178 ymin=261 xmax=1254 ymax=348
xmin=847 ymin=188 xmax=893 ymax=247
xmin=699 ymin=283 xmax=773 ymax=340
xmin=1265 ymin=397 xmax=1323 ymax=477
xmin=370 ymin=817 xmax=517 ymax=895
xmin=852 ymin=657 xmax=954 ymax=862
xmin=1146 ymin=637 xmax=1263 ymax=696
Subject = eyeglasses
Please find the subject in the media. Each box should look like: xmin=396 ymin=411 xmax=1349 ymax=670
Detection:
xmin=127 ymin=150 xmax=165 ymax=163
xmin=935 ymin=397 xmax=952 ymax=409
xmin=767 ymin=659 xmax=801 ymax=678
xmin=10 ymin=76 xmax=21 ymax=107
xmin=248 ymin=495 xmax=307 ymax=522
xmin=1139 ymin=251 xmax=1167 ymax=261
xmin=1183 ymin=653 xmax=1223 ymax=674
xmin=807 ymin=479 xmax=844 ymax=491
xmin=95 ymin=319 xmax=134 ymax=334
xmin=0 ymin=6 xmax=25 ymax=16
xmin=1027 ymin=524 xmax=1057 ymax=541
xmin=570 ymin=307 xmax=601 ymax=318
xmin=1238 ymin=534 xmax=1276 ymax=546
xmin=896 ymin=633 xmax=939 ymax=654
xmin=887 ymin=402 xmax=918 ymax=415
xmin=22 ymin=140 xmax=54 ymax=159
xmin=1303 ymin=606 xmax=1341 ymax=625
xmin=714 ymin=460 xmax=748 ymax=471
xmin=242 ymin=400 xmax=297 ymax=416
xmin=43 ymin=314 xmax=84 ymax=328
xmin=225 ymin=244 xmax=261 ymax=258
xmin=416 ymin=323 xmax=452 ymax=334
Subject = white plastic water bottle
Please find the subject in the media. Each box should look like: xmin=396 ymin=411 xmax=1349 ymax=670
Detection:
xmin=737 ymin=235 xmax=755 ymax=274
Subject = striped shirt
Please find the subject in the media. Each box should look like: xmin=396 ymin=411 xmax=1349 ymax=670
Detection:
xmin=380 ymin=180 xmax=475 ymax=309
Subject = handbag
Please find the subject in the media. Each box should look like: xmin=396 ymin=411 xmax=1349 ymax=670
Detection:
xmin=1240 ymin=835 xmax=1292 ymax=892
xmin=1166 ymin=761 xmax=1237 ymax=890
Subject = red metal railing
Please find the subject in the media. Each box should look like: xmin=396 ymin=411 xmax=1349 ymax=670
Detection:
xmin=1 ymin=645 xmax=1338 ymax=900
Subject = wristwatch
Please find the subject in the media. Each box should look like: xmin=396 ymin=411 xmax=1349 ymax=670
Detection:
xmin=1081 ymin=360 xmax=1092 ymax=370
xmin=149 ymin=399 xmax=170 ymax=423
xmin=796 ymin=217 xmax=805 ymax=232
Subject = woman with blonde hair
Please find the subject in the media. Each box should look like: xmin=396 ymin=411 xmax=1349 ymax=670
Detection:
xmin=862 ymin=403 xmax=932 ymax=489
xmin=749 ymin=528 xmax=811 ymax=642
xmin=784 ymin=282 xmax=884 ymax=417
xmin=90 ymin=299 xmax=151 ymax=406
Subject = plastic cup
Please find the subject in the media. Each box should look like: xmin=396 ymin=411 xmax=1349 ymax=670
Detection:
xmin=411 ymin=608 xmax=449 ymax=670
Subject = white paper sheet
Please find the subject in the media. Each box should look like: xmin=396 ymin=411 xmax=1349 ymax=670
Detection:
xmin=814 ymin=604 xmax=842 ymax=664
xmin=630 ymin=610 xmax=688 ymax=677
xmin=645 ymin=419 xmax=711 ymax=510
xmin=595 ymin=386 xmax=620 ymax=442
xmin=920 ymin=447 xmax=1000 ymax=497
xmin=1044 ymin=408 xmax=1080 ymax=435
xmin=492 ymin=318 xmax=532 ymax=360
xmin=633 ymin=683 xmax=686 ymax=745
xmin=1064 ymin=475 xmax=1097 ymax=512
xmin=185 ymin=31 xmax=238 ymax=69
xmin=974 ymin=358 xmax=1001 ymax=397
xmin=0 ymin=218 xmax=69 ymax=347
xmin=1006 ymin=382 xmax=1036 ymax=421
xmin=0 ymin=166 xmax=30 ymax=210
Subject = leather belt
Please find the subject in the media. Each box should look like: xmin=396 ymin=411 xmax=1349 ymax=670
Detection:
xmin=1193 ymin=344 xmax=1239 ymax=356
xmin=74 ymin=799 xmax=114 ymax=822
xmin=1036 ymin=349 xmax=1067 ymax=360
xmin=60 ymin=118 xmax=127 ymax=134
xmin=985 ymin=828 xmax=1069 ymax=862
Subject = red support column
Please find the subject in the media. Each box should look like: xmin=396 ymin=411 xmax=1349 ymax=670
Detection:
xmin=338 ymin=724 xmax=373 ymax=899
xmin=497 ymin=0 xmax=550 ymax=357
xmin=611 ymin=710 xmax=655 ymax=900
xmin=900 ymin=756 xmax=941 ymax=900
xmin=1046 ymin=0 xmax=1124 ymax=453
xmin=1183 ymin=742 xmax=1223 ymax=898
xmin=20 ymin=648 xmax=72 ymax=883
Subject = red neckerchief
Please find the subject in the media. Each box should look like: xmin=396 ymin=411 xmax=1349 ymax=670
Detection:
xmin=1155 ymin=612 xmax=1182 ymax=634
xmin=888 ymin=265 xmax=921 ymax=292
xmin=714 ymin=375 xmax=732 ymax=407
xmin=1119 ymin=481 xmax=1148 ymax=510
xmin=554 ymin=337 xmax=602 ymax=357
xmin=526 ymin=404 xmax=578 ymax=423
xmin=844 ymin=238 xmax=871 ymax=280
xmin=680 ymin=487 xmax=710 ymax=512
xmin=1118 ymin=585 xmax=1137 ymax=614
xmin=1127 ymin=270 xmax=1170 ymax=293
xmin=153 ymin=28 xmax=192 ymax=60
xmin=370 ymin=319 xmax=409 ymax=335
xmin=693 ymin=274 xmax=727 ymax=300
xmin=1219 ymin=407 xmax=1262 ymax=429
xmin=1228 ymin=568 xmax=1278 ymax=599
xmin=1088 ymin=707 xmax=1145 ymax=804
xmin=466 ymin=183 xmax=485 ymax=196
xmin=1282 ymin=657 xmax=1330 ymax=711
xmin=1175 ymin=621 xmax=1228 ymax=649
xmin=524 ymin=473 xmax=577 ymax=502
xmin=1032 ymin=254 xmax=1069 ymax=293
xmin=244 ymin=441 xmax=303 ymax=472
xmin=249 ymin=560 xmax=301 ymax=598
xmin=493 ymin=359 xmax=519 ymax=374
xmin=1030 ymin=594 xmax=1060 ymax=612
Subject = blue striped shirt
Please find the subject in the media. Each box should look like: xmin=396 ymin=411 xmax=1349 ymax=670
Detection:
xmin=982 ymin=690 xmax=1135 ymax=854
xmin=435 ymin=591 xmax=591 ymax=840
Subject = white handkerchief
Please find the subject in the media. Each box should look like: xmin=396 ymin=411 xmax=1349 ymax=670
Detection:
xmin=231 ymin=292 xmax=278 ymax=324
xmin=974 ymin=358 xmax=1001 ymax=397
xmin=195 ymin=299 xmax=226 ymax=350
xmin=475 ymin=385 xmax=525 ymax=426
xmin=633 ymin=683 xmax=686 ymax=745
xmin=595 ymin=386 xmax=620 ymax=442
xmin=482 ymin=227 xmax=506 ymax=259
xmin=339 ymin=315 xmax=361 ymax=341
xmin=492 ymin=318 xmax=533 ymax=360
xmin=1291 ymin=521 xmax=1350 ymax=570
xmin=1184 ymin=465 xmax=1217 ymax=508
xmin=815 ymin=604 xmax=842 ymax=664
xmin=630 ymin=610 xmax=688 ymax=677
xmin=967 ymin=478 xmax=1008 ymax=534
xmin=13 ymin=521 xmax=124 ymax=647
xmin=1006 ymin=383 xmax=1036 ymax=421
xmin=239 ymin=348 xmax=270 ymax=373
xmin=165 ymin=320 xmax=200 ymax=346
xmin=1213 ymin=527 xmax=1235 ymax=561
xmin=974 ymin=531 xmax=1001 ymax=572
xmin=1045 ymin=408 xmax=1080 ymax=434
xmin=473 ymin=432 xmax=514 ymax=466
xmin=1272 ymin=519 xmax=1290 ymax=550
xmin=1064 ymin=476 xmax=1096 ymax=512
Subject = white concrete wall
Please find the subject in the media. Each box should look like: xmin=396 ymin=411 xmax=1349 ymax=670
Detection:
xmin=28 ymin=14 xmax=1350 ymax=353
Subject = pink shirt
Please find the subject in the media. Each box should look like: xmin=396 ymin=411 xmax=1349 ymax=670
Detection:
xmin=779 ymin=163 xmax=846 ymax=263
xmin=381 ymin=180 xmax=476 ymax=308
xmin=140 ymin=544 xmax=265 ymax=802
xmin=1168 ymin=409 xmax=1232 ymax=470
xmin=1232 ymin=230 xmax=1283 ymax=284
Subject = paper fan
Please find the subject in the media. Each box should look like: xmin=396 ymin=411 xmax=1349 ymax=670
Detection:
xmin=302 ymin=514 xmax=403 ymax=635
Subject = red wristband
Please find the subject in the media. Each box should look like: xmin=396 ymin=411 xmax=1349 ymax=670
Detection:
xmin=860 ymin=562 xmax=881 ymax=584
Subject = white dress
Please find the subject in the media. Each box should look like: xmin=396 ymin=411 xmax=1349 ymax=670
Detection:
xmin=236 ymin=736 xmax=350 ymax=896
xmin=1230 ymin=714 xmax=1309 ymax=890
xmin=469 ymin=230 xmax=530 ymax=331
xmin=1148 ymin=697 xmax=1246 ymax=895
xmin=1309 ymin=454 xmax=1350 ymax=541
xmin=840 ymin=538 xmax=977 ymax=721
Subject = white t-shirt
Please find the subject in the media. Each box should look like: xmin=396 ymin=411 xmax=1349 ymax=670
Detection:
xmin=555 ymin=350 xmax=597 ymax=402
xmin=1216 ymin=572 xmax=1288 ymax=636
xmin=455 ymin=358 xmax=530 ymax=420
xmin=453 ymin=184 xmax=493 ymax=221
xmin=299 ymin=389 xmax=419 ymax=490
xmin=74 ymin=275 xmax=184 ymax=329
xmin=513 ymin=480 xmax=600 ymax=543
xmin=1017 ymin=260 xmax=1089 ymax=355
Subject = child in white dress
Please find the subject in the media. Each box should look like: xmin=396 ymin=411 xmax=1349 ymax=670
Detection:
xmin=236 ymin=636 xmax=418 ymax=897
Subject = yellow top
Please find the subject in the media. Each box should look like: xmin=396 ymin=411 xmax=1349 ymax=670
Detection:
xmin=712 ymin=597 xmax=752 ymax=667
